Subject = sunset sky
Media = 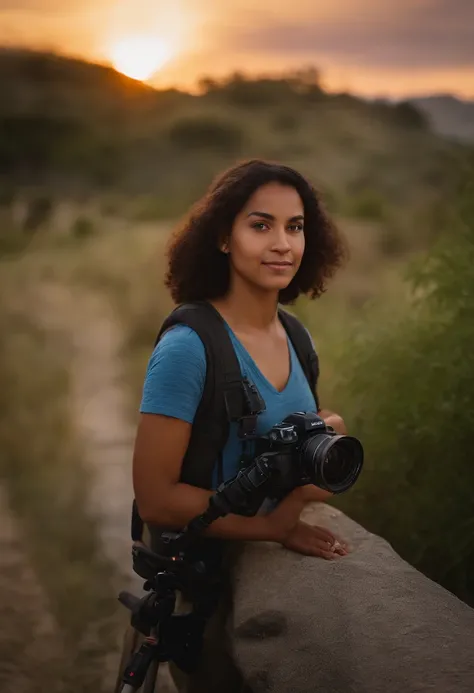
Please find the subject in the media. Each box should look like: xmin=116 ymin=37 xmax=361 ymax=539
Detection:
xmin=0 ymin=0 xmax=472 ymax=98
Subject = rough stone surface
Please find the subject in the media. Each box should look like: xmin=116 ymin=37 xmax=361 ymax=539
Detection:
xmin=225 ymin=503 xmax=474 ymax=693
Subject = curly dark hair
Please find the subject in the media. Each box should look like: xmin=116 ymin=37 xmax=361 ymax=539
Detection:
xmin=165 ymin=159 xmax=347 ymax=304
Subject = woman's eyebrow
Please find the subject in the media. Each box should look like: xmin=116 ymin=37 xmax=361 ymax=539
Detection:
xmin=247 ymin=211 xmax=304 ymax=222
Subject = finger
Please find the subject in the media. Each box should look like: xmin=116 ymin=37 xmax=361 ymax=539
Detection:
xmin=333 ymin=540 xmax=350 ymax=555
xmin=311 ymin=530 xmax=342 ymax=550
xmin=300 ymin=545 xmax=339 ymax=559
xmin=321 ymin=536 xmax=348 ymax=555
xmin=310 ymin=527 xmax=348 ymax=551
xmin=327 ymin=534 xmax=349 ymax=553
xmin=310 ymin=533 xmax=337 ymax=551
xmin=308 ymin=526 xmax=335 ymax=542
xmin=290 ymin=537 xmax=335 ymax=559
xmin=320 ymin=549 xmax=341 ymax=560
xmin=299 ymin=523 xmax=335 ymax=547
xmin=310 ymin=539 xmax=342 ymax=560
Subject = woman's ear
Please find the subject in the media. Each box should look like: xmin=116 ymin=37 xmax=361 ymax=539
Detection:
xmin=219 ymin=237 xmax=230 ymax=254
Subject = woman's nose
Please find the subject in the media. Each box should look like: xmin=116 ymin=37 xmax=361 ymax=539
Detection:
xmin=271 ymin=227 xmax=291 ymax=252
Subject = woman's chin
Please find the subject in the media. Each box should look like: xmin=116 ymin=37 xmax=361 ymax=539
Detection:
xmin=258 ymin=278 xmax=293 ymax=293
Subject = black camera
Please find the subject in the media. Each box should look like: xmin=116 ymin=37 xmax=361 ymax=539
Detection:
xmin=253 ymin=411 xmax=363 ymax=497
xmin=155 ymin=412 xmax=364 ymax=549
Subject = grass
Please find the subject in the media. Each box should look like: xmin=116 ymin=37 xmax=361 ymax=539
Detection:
xmin=0 ymin=252 xmax=124 ymax=692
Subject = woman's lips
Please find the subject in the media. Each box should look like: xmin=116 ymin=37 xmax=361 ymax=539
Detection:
xmin=262 ymin=261 xmax=293 ymax=271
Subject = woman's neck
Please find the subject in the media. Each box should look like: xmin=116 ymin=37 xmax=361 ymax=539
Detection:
xmin=212 ymin=283 xmax=280 ymax=333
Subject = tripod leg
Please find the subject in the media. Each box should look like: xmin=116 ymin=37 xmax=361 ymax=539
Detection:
xmin=142 ymin=659 xmax=159 ymax=693
xmin=114 ymin=626 xmax=160 ymax=692
xmin=114 ymin=626 xmax=141 ymax=693
xmin=118 ymin=661 xmax=159 ymax=693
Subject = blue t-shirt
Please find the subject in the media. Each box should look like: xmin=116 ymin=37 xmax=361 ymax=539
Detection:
xmin=139 ymin=321 xmax=317 ymax=489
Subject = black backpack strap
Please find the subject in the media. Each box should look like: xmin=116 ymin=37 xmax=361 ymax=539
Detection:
xmin=277 ymin=308 xmax=320 ymax=411
xmin=133 ymin=301 xmax=262 ymax=544
xmin=156 ymin=301 xmax=264 ymax=490
xmin=133 ymin=301 xmax=266 ymax=547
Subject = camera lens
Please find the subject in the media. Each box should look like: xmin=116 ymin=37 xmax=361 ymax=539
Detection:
xmin=300 ymin=434 xmax=363 ymax=493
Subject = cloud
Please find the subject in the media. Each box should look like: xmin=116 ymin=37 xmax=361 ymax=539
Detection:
xmin=0 ymin=0 xmax=108 ymax=13
xmin=0 ymin=1 xmax=77 ymax=9
xmin=226 ymin=0 xmax=474 ymax=69
xmin=0 ymin=0 xmax=471 ymax=97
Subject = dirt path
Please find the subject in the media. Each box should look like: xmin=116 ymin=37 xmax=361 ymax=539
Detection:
xmin=38 ymin=284 xmax=176 ymax=691
xmin=0 ymin=486 xmax=63 ymax=693
xmin=69 ymin=292 xmax=139 ymax=583
xmin=38 ymin=285 xmax=139 ymax=587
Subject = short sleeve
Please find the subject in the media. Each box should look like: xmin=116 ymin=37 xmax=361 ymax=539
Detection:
xmin=139 ymin=325 xmax=206 ymax=424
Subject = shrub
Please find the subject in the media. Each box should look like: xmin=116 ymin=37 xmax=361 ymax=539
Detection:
xmin=168 ymin=115 xmax=244 ymax=156
xmin=344 ymin=188 xmax=388 ymax=221
xmin=330 ymin=169 xmax=474 ymax=604
xmin=71 ymin=216 xmax=96 ymax=239
xmin=271 ymin=111 xmax=298 ymax=132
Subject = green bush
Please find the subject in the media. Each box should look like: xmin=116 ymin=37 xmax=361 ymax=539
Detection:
xmin=168 ymin=115 xmax=244 ymax=155
xmin=23 ymin=194 xmax=53 ymax=232
xmin=71 ymin=215 xmax=96 ymax=239
xmin=391 ymin=101 xmax=429 ymax=130
xmin=344 ymin=188 xmax=388 ymax=221
xmin=377 ymin=224 xmax=410 ymax=256
xmin=217 ymin=73 xmax=295 ymax=109
xmin=271 ymin=111 xmax=298 ymax=132
xmin=0 ymin=212 xmax=34 ymax=255
xmin=372 ymin=99 xmax=429 ymax=131
xmin=330 ymin=171 xmax=474 ymax=604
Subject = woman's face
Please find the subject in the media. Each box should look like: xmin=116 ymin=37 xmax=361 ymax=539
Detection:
xmin=224 ymin=182 xmax=305 ymax=295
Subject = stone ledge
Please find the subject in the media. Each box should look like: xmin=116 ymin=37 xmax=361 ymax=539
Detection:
xmin=227 ymin=503 xmax=474 ymax=693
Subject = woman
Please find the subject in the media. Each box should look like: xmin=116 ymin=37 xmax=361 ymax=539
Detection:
xmin=133 ymin=158 xmax=349 ymax=562
xmin=129 ymin=159 xmax=351 ymax=692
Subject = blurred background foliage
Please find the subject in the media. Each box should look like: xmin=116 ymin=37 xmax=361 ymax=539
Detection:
xmin=1 ymin=47 xmax=474 ymax=690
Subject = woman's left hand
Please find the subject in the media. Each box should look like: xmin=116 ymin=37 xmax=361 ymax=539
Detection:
xmin=281 ymin=520 xmax=349 ymax=558
xmin=310 ymin=524 xmax=349 ymax=556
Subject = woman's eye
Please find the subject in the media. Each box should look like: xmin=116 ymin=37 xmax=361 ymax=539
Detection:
xmin=252 ymin=221 xmax=303 ymax=232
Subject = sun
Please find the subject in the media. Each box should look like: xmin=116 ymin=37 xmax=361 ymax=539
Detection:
xmin=109 ymin=35 xmax=172 ymax=81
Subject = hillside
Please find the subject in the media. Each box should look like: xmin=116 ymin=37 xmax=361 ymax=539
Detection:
xmin=0 ymin=48 xmax=471 ymax=247
xmin=412 ymin=95 xmax=474 ymax=143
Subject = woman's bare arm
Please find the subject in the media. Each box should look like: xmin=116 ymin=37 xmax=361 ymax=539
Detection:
xmin=133 ymin=413 xmax=305 ymax=542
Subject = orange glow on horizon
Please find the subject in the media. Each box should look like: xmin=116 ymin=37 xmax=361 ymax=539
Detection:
xmin=107 ymin=35 xmax=173 ymax=81
xmin=0 ymin=1 xmax=472 ymax=100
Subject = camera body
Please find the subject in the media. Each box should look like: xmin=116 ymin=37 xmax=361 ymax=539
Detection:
xmin=253 ymin=411 xmax=363 ymax=497
xmin=266 ymin=410 xmax=331 ymax=444
xmin=203 ymin=410 xmax=363 ymax=519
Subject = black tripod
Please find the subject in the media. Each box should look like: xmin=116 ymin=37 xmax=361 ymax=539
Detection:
xmin=116 ymin=452 xmax=280 ymax=692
